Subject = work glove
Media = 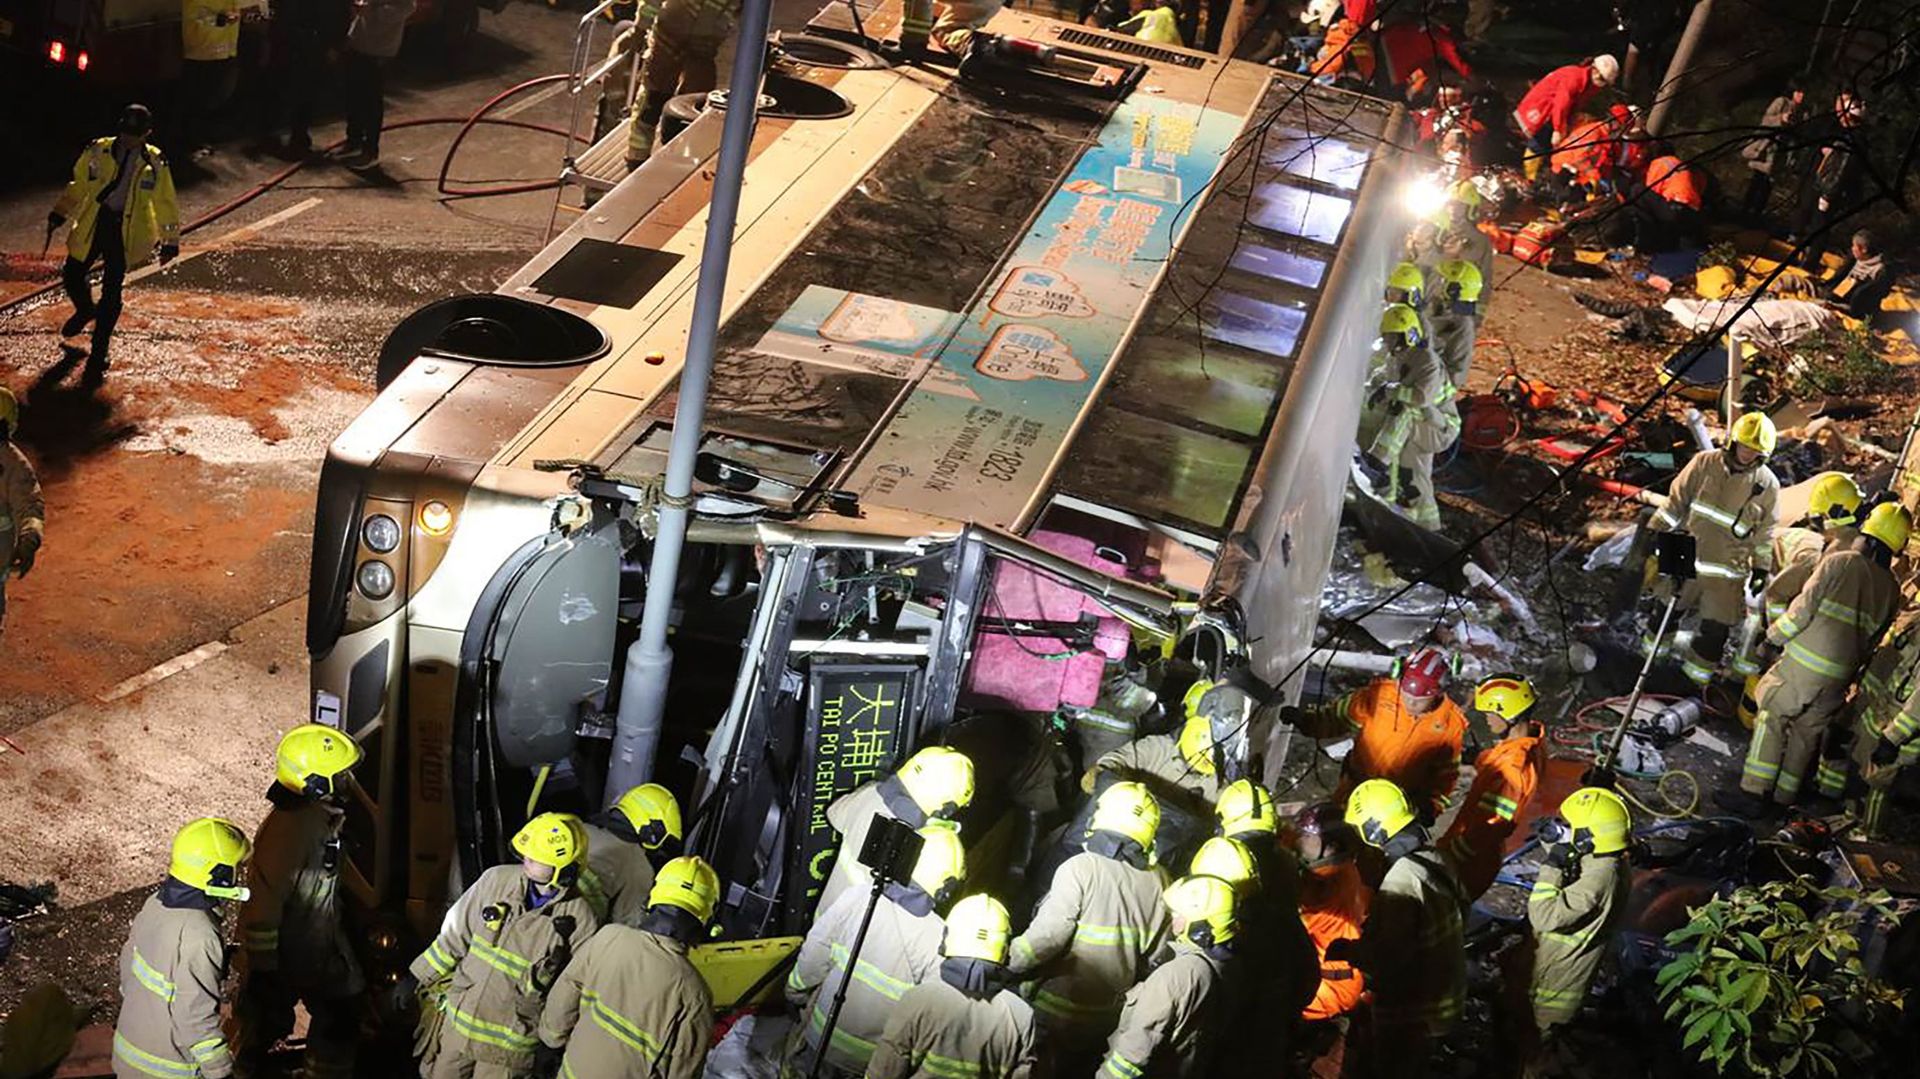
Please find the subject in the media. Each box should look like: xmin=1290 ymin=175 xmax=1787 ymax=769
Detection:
xmin=1747 ymin=567 xmax=1769 ymax=595
xmin=46 ymin=212 xmax=64 ymax=231
xmin=531 ymin=1043 xmax=565 ymax=1079
xmin=1278 ymin=704 xmax=1306 ymax=728
xmin=386 ymin=973 xmax=420 ymax=1019
xmin=157 ymin=244 xmax=180 ymax=265
xmin=1543 ymin=842 xmax=1577 ymax=872
xmin=1531 ymin=816 xmax=1571 ymax=846
xmin=1872 ymin=737 xmax=1903 ymax=767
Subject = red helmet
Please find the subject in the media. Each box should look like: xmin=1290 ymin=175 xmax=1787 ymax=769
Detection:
xmin=1608 ymin=103 xmax=1633 ymax=127
xmin=1399 ymin=648 xmax=1450 ymax=698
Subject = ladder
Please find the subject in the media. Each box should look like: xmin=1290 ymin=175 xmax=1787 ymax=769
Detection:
xmin=547 ymin=0 xmax=647 ymax=238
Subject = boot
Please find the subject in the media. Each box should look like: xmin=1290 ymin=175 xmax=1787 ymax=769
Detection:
xmin=61 ymin=307 xmax=93 ymax=337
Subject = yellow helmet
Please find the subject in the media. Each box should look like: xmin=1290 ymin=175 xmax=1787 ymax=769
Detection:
xmin=909 ymin=825 xmax=968 ymax=902
xmin=1448 ymin=178 xmax=1483 ymax=211
xmin=1178 ymin=710 xmax=1221 ymax=777
xmin=169 ymin=817 xmax=252 ymax=901
xmin=1472 ymin=674 xmax=1537 ymax=721
xmin=1807 ymin=472 xmax=1863 ymax=527
xmin=1728 ymin=411 xmax=1778 ymax=457
xmin=647 ymin=855 xmax=721 ymax=923
xmin=1379 ymin=303 xmax=1426 ymax=350
xmin=1215 ymin=777 xmax=1277 ymax=838
xmin=1190 ymin=836 xmax=1259 ymax=896
xmin=1344 ymin=779 xmax=1415 ymax=848
xmin=1861 ymin=502 xmax=1912 ymax=555
xmin=612 ymin=783 xmax=684 ymax=851
xmin=896 ymin=746 xmax=976 ymax=820
xmin=274 ymin=724 xmax=363 ymax=798
xmin=1386 ymin=261 xmax=1427 ymax=308
xmin=942 ymin=894 xmax=1012 ymax=963
xmin=1164 ymin=874 xmax=1238 ymax=947
xmin=1436 ymin=258 xmax=1484 ymax=306
xmin=1090 ymin=780 xmax=1161 ymax=850
xmin=513 ymin=812 xmax=588 ymax=879
xmin=0 ymin=387 xmax=18 ymax=435
xmin=1559 ymin=787 xmax=1631 ymax=854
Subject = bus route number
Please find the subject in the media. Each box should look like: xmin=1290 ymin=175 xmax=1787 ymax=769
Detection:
xmin=980 ymin=448 xmax=1023 ymax=483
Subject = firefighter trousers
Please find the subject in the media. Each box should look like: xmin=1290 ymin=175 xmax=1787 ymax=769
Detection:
xmin=425 ymin=1051 xmax=525 ymax=1079
xmin=626 ymin=3 xmax=734 ymax=162
xmin=1850 ymin=723 xmax=1919 ymax=838
xmin=1742 ymin=687 xmax=1846 ymax=804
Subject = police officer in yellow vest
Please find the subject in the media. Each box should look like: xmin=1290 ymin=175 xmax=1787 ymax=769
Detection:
xmin=180 ymin=0 xmax=263 ymax=154
xmin=115 ymin=818 xmax=251 ymax=1079
xmin=0 ymin=390 xmax=44 ymax=647
xmin=50 ymin=105 xmax=180 ymax=383
xmin=234 ymin=725 xmax=366 ymax=1079
xmin=1720 ymin=502 xmax=1908 ymax=818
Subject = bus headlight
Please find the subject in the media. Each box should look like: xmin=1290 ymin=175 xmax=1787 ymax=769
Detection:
xmin=420 ymin=500 xmax=455 ymax=536
xmin=357 ymin=560 xmax=396 ymax=599
xmin=362 ymin=514 xmax=401 ymax=553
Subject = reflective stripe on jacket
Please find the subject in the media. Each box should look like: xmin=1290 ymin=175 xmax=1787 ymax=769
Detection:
xmin=115 ymin=893 xmax=233 ymax=1079
xmin=1300 ymin=863 xmax=1367 ymax=1021
xmin=1101 ymin=941 xmax=1237 ymax=1079
xmin=577 ymin=821 xmax=657 ymax=927
xmin=1008 ymin=851 xmax=1170 ymax=1037
xmin=53 ymin=138 xmax=180 ymax=265
xmin=1352 ymin=851 xmax=1464 ymax=1035
xmin=787 ymin=889 xmax=946 ymax=1073
xmin=1766 ymin=525 xmax=1856 ymax=621
xmin=182 ymin=0 xmax=248 ymax=60
xmin=239 ymin=798 xmax=361 ymax=989
xmin=1758 ymin=547 xmax=1895 ymax=709
xmin=538 ymin=925 xmax=713 ymax=1079
xmin=1439 ymin=732 xmax=1546 ymax=898
xmin=817 ymin=781 xmax=903 ymax=917
xmin=1527 ymin=853 xmax=1628 ymax=1027
xmin=868 ymin=978 xmax=1039 ymax=1079
xmin=1649 ymin=450 xmax=1778 ymax=582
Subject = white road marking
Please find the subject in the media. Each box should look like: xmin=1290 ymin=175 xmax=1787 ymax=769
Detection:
xmin=98 ymin=640 xmax=229 ymax=702
xmin=127 ymin=195 xmax=325 ymax=285
xmin=499 ymin=80 xmax=569 ymax=120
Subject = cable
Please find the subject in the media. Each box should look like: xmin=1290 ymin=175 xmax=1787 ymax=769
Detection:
xmin=434 ymin=74 xmax=574 ymax=199
xmin=1552 ymin=694 xmax=1704 ymax=818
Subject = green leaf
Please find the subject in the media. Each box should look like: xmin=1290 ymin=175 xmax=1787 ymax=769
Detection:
xmin=1710 ymin=1014 xmax=1736 ymax=1055
xmin=1684 ymin=985 xmax=1719 ymax=1005
xmin=1779 ymin=1049 xmax=1802 ymax=1075
xmin=1665 ymin=995 xmax=1690 ymax=1020
xmin=1738 ymin=931 xmax=1767 ymax=957
xmin=1684 ymin=1010 xmax=1718 ymax=1051
xmin=1730 ymin=1009 xmax=1753 ymax=1036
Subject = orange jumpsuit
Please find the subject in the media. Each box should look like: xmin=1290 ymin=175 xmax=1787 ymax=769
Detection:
xmin=1300 ymin=863 xmax=1368 ymax=1021
xmin=1549 ymin=119 xmax=1614 ymax=187
xmin=1438 ymin=732 xmax=1547 ymax=899
xmin=1298 ymin=679 xmax=1469 ymax=820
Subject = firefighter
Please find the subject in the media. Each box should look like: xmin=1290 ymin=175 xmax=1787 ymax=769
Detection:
xmin=50 ymin=104 xmax=180 ymax=382
xmin=1429 ymin=258 xmax=1485 ymax=387
xmin=1764 ymin=472 xmax=1864 ymax=624
xmin=1722 ymin=503 xmax=1908 ymax=817
xmin=116 ymin=818 xmax=250 ymax=1079
xmin=1283 ymin=647 xmax=1468 ymax=823
xmin=578 ymin=782 xmax=682 ymax=926
xmin=234 ymin=725 xmax=366 ymax=1079
xmin=0 ymin=389 xmax=44 ymax=647
xmin=1100 ymin=875 xmax=1241 ymax=1079
xmin=624 ymin=0 xmax=742 ymax=167
xmin=1438 ymin=675 xmax=1548 ymax=899
xmin=1852 ymin=613 xmax=1920 ymax=839
xmin=1333 ymin=780 xmax=1466 ymax=1079
xmin=1526 ymin=788 xmax=1632 ymax=1047
xmin=1211 ymin=779 xmax=1319 ymax=1073
xmin=1358 ymin=304 xmax=1459 ymax=530
xmin=1293 ymin=804 xmax=1367 ymax=1075
xmin=787 ymin=826 xmax=966 ymax=1077
xmin=401 ymin=813 xmax=603 ymax=1079
xmin=868 ymin=894 xmax=1039 ymax=1079
xmin=1437 ymin=183 xmax=1494 ymax=304
xmin=1383 ymin=261 xmax=1433 ymax=344
xmin=1008 ymin=781 xmax=1171 ymax=1072
xmin=817 ymin=745 xmax=975 ymax=914
xmin=1647 ymin=411 xmax=1781 ymax=690
xmin=1513 ymin=55 xmax=1619 ymax=180
xmin=535 ymin=855 xmax=720 ymax=1079
xmin=1090 ymin=679 xmax=1234 ymax=804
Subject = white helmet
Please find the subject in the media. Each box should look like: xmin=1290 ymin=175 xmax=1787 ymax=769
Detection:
xmin=1589 ymin=54 xmax=1620 ymax=86
xmin=1301 ymin=0 xmax=1341 ymax=24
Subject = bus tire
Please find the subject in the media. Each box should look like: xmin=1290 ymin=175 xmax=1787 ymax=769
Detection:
xmin=660 ymin=93 xmax=708 ymax=144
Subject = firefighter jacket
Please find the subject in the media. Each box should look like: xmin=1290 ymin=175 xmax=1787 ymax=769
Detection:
xmin=1766 ymin=525 xmax=1859 ymax=621
xmin=115 ymin=890 xmax=234 ymax=1079
xmin=1100 ymin=940 xmax=1238 ymax=1079
xmin=182 ymin=0 xmax=255 ymax=60
xmin=786 ymin=887 xmax=946 ymax=1073
xmin=868 ymin=976 xmax=1039 ymax=1079
xmin=408 ymin=865 xmax=601 ymax=1070
xmin=1439 ymin=731 xmax=1547 ymax=898
xmin=1369 ymin=344 xmax=1459 ymax=460
xmin=1526 ymin=851 xmax=1628 ymax=1028
xmin=1514 ymin=63 xmax=1597 ymax=138
xmin=53 ymin=137 xmax=180 ymax=265
xmin=817 ymin=779 xmax=920 ymax=916
xmin=538 ymin=925 xmax=712 ymax=1079
xmin=1294 ymin=678 xmax=1468 ymax=820
xmin=1649 ymin=449 xmax=1778 ymax=588
xmin=1442 ymin=224 xmax=1495 ymax=310
xmin=1094 ymin=734 xmax=1221 ymax=804
xmin=1761 ymin=547 xmax=1896 ymax=709
xmin=1860 ymin=614 xmax=1920 ymax=753
xmin=1299 ymin=864 xmax=1367 ymax=1021
xmin=0 ymin=443 xmax=44 ymax=571
xmin=238 ymin=792 xmax=361 ymax=990
xmin=1009 ymin=850 xmax=1171 ymax=1037
xmin=577 ymin=821 xmax=656 ymax=927
xmin=1645 ymin=155 xmax=1704 ymax=210
xmin=1350 ymin=850 xmax=1464 ymax=1036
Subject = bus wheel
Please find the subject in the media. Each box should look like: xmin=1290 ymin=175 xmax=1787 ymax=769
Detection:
xmin=660 ymin=93 xmax=709 ymax=144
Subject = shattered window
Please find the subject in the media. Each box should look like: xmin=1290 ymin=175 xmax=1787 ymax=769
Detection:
xmin=1259 ymin=128 xmax=1372 ymax=191
xmin=1248 ymin=181 xmax=1353 ymax=246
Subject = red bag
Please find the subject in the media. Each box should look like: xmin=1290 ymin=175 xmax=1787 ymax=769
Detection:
xmin=1510 ymin=220 xmax=1563 ymax=266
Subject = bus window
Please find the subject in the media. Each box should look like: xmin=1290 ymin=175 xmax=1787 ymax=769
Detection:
xmin=1229 ymin=243 xmax=1327 ymax=289
xmin=1248 ymin=181 xmax=1353 ymax=246
xmin=1200 ymin=291 xmax=1310 ymax=360
xmin=1259 ymin=127 xmax=1372 ymax=191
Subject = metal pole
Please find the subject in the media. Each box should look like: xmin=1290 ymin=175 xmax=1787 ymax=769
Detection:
xmin=1723 ymin=332 xmax=1743 ymax=430
xmin=608 ymin=0 xmax=774 ymax=800
xmin=1597 ymin=590 xmax=1681 ymax=774
xmin=1645 ymin=0 xmax=1714 ymax=138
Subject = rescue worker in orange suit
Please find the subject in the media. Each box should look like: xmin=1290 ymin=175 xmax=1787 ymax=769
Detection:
xmin=50 ymin=104 xmax=180 ymax=383
xmin=234 ymin=725 xmax=366 ymax=1079
xmin=1513 ymin=55 xmax=1618 ymax=180
xmin=1291 ymin=804 xmax=1368 ymax=1078
xmin=1438 ymin=675 xmax=1547 ymax=899
xmin=1546 ymin=107 xmax=1630 ymax=202
xmin=1647 ymin=411 xmax=1780 ymax=692
xmin=1623 ymin=148 xmax=1706 ymax=253
xmin=0 ymin=388 xmax=45 ymax=648
xmin=1719 ymin=502 xmax=1908 ymax=818
xmin=398 ymin=813 xmax=603 ymax=1079
xmin=1283 ymin=647 xmax=1468 ymax=824
xmin=625 ymin=0 xmax=742 ymax=167
xmin=1331 ymin=780 xmax=1465 ymax=1079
